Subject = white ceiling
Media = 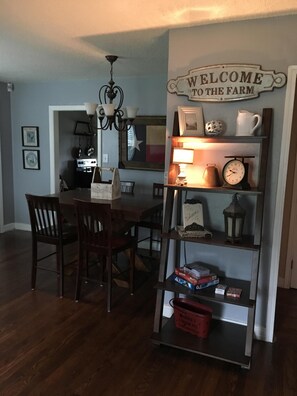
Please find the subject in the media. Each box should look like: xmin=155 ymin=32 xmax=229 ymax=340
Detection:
xmin=1 ymin=0 xmax=297 ymax=82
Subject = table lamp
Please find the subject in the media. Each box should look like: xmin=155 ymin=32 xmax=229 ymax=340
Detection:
xmin=172 ymin=148 xmax=194 ymax=185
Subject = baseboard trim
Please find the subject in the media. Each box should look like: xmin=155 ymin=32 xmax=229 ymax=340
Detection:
xmin=0 ymin=223 xmax=15 ymax=233
xmin=0 ymin=223 xmax=31 ymax=233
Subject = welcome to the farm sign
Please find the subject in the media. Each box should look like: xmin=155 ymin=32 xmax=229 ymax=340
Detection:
xmin=167 ymin=64 xmax=287 ymax=102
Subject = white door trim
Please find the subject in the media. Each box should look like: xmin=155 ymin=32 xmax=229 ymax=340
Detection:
xmin=268 ymin=65 xmax=297 ymax=342
xmin=0 ymin=134 xmax=4 ymax=231
xmin=49 ymin=105 xmax=102 ymax=194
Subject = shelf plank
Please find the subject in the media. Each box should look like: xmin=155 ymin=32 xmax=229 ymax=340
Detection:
xmin=151 ymin=317 xmax=250 ymax=368
xmin=156 ymin=277 xmax=253 ymax=307
xmin=170 ymin=135 xmax=267 ymax=144
xmin=165 ymin=184 xmax=263 ymax=195
xmin=162 ymin=229 xmax=259 ymax=251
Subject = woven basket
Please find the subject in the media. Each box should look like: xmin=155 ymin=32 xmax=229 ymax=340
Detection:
xmin=170 ymin=298 xmax=212 ymax=338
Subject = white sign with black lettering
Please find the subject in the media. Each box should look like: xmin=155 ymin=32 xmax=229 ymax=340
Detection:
xmin=167 ymin=64 xmax=286 ymax=102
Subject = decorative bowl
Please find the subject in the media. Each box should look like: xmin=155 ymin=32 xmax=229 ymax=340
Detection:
xmin=205 ymin=120 xmax=225 ymax=136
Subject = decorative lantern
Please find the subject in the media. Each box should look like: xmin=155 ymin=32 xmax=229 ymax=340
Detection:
xmin=223 ymin=193 xmax=246 ymax=243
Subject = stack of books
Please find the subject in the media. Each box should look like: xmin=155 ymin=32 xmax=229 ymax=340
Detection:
xmin=174 ymin=262 xmax=219 ymax=290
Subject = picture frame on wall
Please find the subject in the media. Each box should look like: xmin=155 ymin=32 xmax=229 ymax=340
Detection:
xmin=178 ymin=106 xmax=204 ymax=136
xmin=119 ymin=115 xmax=166 ymax=171
xmin=23 ymin=149 xmax=40 ymax=170
xmin=22 ymin=126 xmax=39 ymax=147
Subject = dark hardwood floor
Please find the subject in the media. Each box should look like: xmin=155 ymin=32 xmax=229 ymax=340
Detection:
xmin=0 ymin=230 xmax=296 ymax=396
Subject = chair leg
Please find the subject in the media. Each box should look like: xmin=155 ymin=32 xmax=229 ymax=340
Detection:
xmin=31 ymin=239 xmax=37 ymax=290
xmin=75 ymin=248 xmax=84 ymax=302
xmin=98 ymin=255 xmax=106 ymax=286
xmin=57 ymin=243 xmax=64 ymax=298
xmin=86 ymin=251 xmax=89 ymax=278
xmin=149 ymin=229 xmax=153 ymax=256
xmin=107 ymin=254 xmax=112 ymax=312
xmin=129 ymin=247 xmax=135 ymax=295
xmin=134 ymin=226 xmax=139 ymax=249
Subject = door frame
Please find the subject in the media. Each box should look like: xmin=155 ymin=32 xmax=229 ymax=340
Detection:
xmin=49 ymin=105 xmax=102 ymax=193
xmin=268 ymin=65 xmax=297 ymax=341
xmin=284 ymin=148 xmax=297 ymax=288
xmin=0 ymin=135 xmax=3 ymax=231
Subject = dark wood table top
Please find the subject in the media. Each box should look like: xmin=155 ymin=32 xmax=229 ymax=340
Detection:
xmin=49 ymin=189 xmax=163 ymax=222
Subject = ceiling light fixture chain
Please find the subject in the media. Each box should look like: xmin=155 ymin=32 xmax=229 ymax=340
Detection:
xmin=84 ymin=55 xmax=138 ymax=133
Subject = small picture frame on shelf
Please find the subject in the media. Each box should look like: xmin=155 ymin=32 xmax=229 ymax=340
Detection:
xmin=23 ymin=149 xmax=40 ymax=170
xmin=183 ymin=199 xmax=204 ymax=228
xmin=178 ymin=106 xmax=204 ymax=136
xmin=22 ymin=126 xmax=39 ymax=147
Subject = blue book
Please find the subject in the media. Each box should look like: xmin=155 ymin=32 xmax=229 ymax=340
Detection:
xmin=173 ymin=275 xmax=219 ymax=290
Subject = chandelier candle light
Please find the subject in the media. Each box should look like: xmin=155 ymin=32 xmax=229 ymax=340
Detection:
xmin=84 ymin=55 xmax=138 ymax=132
xmin=172 ymin=148 xmax=194 ymax=186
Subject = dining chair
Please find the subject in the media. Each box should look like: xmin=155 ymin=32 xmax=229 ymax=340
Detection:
xmin=120 ymin=181 xmax=135 ymax=194
xmin=135 ymin=183 xmax=164 ymax=255
xmin=25 ymin=194 xmax=78 ymax=297
xmin=74 ymin=199 xmax=136 ymax=312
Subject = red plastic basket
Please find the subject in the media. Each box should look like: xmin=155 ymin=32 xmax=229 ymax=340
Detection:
xmin=170 ymin=298 xmax=212 ymax=338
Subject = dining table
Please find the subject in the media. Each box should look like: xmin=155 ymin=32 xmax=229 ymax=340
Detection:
xmin=48 ymin=188 xmax=164 ymax=275
xmin=50 ymin=188 xmax=163 ymax=223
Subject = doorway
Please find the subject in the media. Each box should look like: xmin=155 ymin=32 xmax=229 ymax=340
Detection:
xmin=48 ymin=105 xmax=102 ymax=193
xmin=268 ymin=65 xmax=297 ymax=342
xmin=0 ymin=138 xmax=3 ymax=231
xmin=281 ymin=68 xmax=297 ymax=289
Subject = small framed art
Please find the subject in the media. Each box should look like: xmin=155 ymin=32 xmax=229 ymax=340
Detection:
xmin=23 ymin=149 xmax=40 ymax=170
xmin=22 ymin=126 xmax=39 ymax=147
xmin=178 ymin=106 xmax=204 ymax=136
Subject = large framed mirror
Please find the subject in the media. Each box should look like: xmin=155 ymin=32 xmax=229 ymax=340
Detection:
xmin=119 ymin=115 xmax=166 ymax=171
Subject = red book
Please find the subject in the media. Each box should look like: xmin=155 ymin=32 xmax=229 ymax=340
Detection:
xmin=174 ymin=268 xmax=217 ymax=286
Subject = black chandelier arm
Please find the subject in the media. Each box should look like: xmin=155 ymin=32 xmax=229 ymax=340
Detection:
xmin=99 ymin=84 xmax=124 ymax=109
xmin=99 ymin=113 xmax=130 ymax=132
xmin=85 ymin=55 xmax=137 ymax=133
xmin=99 ymin=116 xmax=112 ymax=130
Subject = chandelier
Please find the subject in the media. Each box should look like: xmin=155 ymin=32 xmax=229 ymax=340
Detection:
xmin=84 ymin=55 xmax=138 ymax=132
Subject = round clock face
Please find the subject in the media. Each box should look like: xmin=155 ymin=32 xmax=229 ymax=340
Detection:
xmin=222 ymin=159 xmax=245 ymax=186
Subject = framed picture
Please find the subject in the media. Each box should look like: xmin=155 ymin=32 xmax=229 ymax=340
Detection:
xmin=178 ymin=106 xmax=204 ymax=136
xmin=22 ymin=126 xmax=39 ymax=147
xmin=119 ymin=116 xmax=166 ymax=171
xmin=183 ymin=199 xmax=204 ymax=228
xmin=23 ymin=149 xmax=40 ymax=170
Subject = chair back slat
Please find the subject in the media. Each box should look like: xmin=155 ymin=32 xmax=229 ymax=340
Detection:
xmin=74 ymin=200 xmax=112 ymax=253
xmin=120 ymin=181 xmax=135 ymax=194
xmin=26 ymin=194 xmax=62 ymax=240
xmin=153 ymin=183 xmax=164 ymax=198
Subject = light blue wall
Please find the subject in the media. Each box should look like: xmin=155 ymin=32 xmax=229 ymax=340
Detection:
xmin=166 ymin=15 xmax=297 ymax=336
xmin=0 ymin=83 xmax=14 ymax=224
xmin=10 ymin=75 xmax=167 ymax=225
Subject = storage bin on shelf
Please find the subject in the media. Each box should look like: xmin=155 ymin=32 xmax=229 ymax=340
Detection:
xmin=170 ymin=298 xmax=212 ymax=338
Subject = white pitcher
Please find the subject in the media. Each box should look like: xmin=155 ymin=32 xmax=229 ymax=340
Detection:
xmin=236 ymin=110 xmax=262 ymax=136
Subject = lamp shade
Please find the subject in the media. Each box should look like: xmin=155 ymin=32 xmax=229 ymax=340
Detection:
xmin=172 ymin=148 xmax=194 ymax=164
xmin=84 ymin=102 xmax=98 ymax=115
xmin=102 ymin=103 xmax=115 ymax=116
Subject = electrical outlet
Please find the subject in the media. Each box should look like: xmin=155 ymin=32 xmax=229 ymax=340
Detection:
xmin=102 ymin=153 xmax=108 ymax=163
